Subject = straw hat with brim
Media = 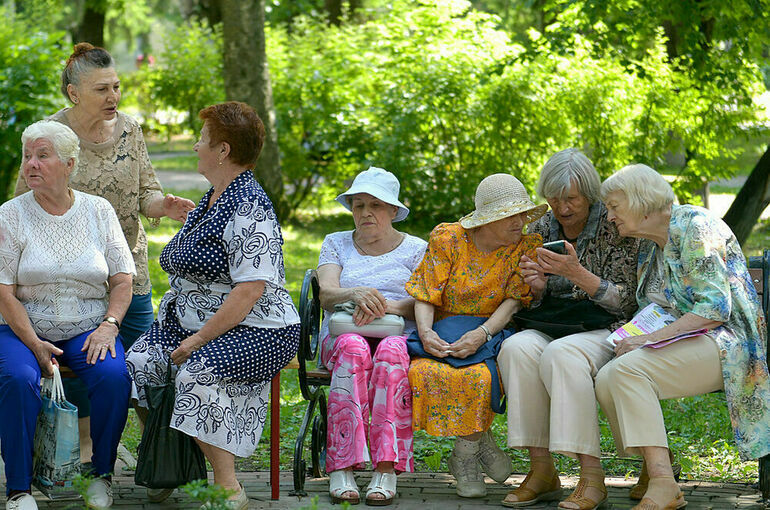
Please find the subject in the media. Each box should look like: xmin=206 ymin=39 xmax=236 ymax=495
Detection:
xmin=459 ymin=173 xmax=548 ymax=229
xmin=336 ymin=166 xmax=410 ymax=222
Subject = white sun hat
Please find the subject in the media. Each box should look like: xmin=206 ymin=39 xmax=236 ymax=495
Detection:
xmin=459 ymin=173 xmax=548 ymax=229
xmin=335 ymin=167 xmax=410 ymax=222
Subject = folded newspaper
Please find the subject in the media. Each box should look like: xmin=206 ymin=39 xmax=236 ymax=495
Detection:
xmin=606 ymin=303 xmax=708 ymax=349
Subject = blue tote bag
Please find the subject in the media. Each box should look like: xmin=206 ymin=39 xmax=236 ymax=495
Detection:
xmin=407 ymin=315 xmax=513 ymax=414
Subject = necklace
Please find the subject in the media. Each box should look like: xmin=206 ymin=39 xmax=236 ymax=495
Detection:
xmin=353 ymin=231 xmax=403 ymax=256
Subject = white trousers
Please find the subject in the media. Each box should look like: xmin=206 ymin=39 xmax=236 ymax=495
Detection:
xmin=595 ymin=334 xmax=723 ymax=456
xmin=498 ymin=328 xmax=614 ymax=458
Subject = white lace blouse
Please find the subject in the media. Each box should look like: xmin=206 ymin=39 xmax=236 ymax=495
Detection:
xmin=0 ymin=191 xmax=136 ymax=341
xmin=317 ymin=230 xmax=428 ymax=339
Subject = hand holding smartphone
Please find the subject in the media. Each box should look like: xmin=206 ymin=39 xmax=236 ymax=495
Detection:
xmin=542 ymin=240 xmax=567 ymax=255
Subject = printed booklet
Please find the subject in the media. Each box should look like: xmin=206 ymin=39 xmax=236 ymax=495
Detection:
xmin=606 ymin=303 xmax=707 ymax=349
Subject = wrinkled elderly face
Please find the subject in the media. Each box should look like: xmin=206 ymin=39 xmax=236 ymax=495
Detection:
xmin=350 ymin=193 xmax=398 ymax=236
xmin=22 ymin=138 xmax=72 ymax=194
xmin=605 ymin=190 xmax=643 ymax=237
xmin=478 ymin=211 xmax=527 ymax=247
xmin=545 ymin=181 xmax=591 ymax=234
xmin=68 ymin=67 xmax=121 ymax=121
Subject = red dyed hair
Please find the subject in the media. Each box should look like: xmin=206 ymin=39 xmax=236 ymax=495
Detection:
xmin=198 ymin=101 xmax=265 ymax=167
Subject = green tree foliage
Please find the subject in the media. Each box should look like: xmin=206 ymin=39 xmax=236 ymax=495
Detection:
xmin=0 ymin=9 xmax=67 ymax=203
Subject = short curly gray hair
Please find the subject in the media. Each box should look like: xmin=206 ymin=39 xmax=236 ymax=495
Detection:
xmin=21 ymin=120 xmax=80 ymax=174
xmin=600 ymin=164 xmax=676 ymax=218
xmin=537 ymin=148 xmax=600 ymax=204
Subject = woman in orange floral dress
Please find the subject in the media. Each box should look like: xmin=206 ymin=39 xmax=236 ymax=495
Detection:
xmin=406 ymin=174 xmax=546 ymax=498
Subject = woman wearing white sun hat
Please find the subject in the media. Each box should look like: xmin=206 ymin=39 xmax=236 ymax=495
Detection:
xmin=405 ymin=173 xmax=547 ymax=498
xmin=317 ymin=167 xmax=428 ymax=506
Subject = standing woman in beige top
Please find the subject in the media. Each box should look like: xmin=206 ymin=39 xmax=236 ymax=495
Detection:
xmin=15 ymin=43 xmax=195 ymax=465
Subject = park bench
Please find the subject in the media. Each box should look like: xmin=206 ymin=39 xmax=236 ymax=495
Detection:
xmin=290 ymin=255 xmax=770 ymax=500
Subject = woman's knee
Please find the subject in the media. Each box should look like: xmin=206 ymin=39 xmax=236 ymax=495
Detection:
xmin=499 ymin=331 xmax=545 ymax=367
xmin=0 ymin=362 xmax=41 ymax=395
xmin=332 ymin=333 xmax=372 ymax=362
xmin=373 ymin=335 xmax=408 ymax=364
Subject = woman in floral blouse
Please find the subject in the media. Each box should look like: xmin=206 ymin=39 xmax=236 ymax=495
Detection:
xmin=406 ymin=174 xmax=546 ymax=499
xmin=596 ymin=164 xmax=770 ymax=510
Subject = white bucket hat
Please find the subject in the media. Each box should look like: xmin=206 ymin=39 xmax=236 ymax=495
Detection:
xmin=335 ymin=167 xmax=410 ymax=222
xmin=459 ymin=173 xmax=548 ymax=229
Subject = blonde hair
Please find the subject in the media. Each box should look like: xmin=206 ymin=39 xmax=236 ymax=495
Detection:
xmin=600 ymin=164 xmax=675 ymax=218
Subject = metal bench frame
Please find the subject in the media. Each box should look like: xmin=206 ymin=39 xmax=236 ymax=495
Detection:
xmin=292 ymin=254 xmax=770 ymax=499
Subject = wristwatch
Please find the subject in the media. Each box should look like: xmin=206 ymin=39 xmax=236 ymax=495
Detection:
xmin=102 ymin=316 xmax=120 ymax=329
xmin=479 ymin=324 xmax=493 ymax=342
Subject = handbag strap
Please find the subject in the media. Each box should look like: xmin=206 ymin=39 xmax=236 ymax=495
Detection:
xmin=165 ymin=356 xmax=174 ymax=384
xmin=333 ymin=300 xmax=357 ymax=313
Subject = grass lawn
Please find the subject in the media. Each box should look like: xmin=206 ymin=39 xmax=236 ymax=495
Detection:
xmin=121 ymin=187 xmax=768 ymax=483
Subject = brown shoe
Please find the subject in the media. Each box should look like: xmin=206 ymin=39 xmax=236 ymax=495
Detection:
xmin=559 ymin=469 xmax=607 ymax=510
xmin=502 ymin=469 xmax=561 ymax=507
xmin=632 ymin=491 xmax=687 ymax=510
xmin=629 ymin=452 xmax=681 ymax=500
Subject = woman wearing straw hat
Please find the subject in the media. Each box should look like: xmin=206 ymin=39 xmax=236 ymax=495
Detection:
xmin=497 ymin=149 xmax=644 ymax=510
xmin=405 ymin=173 xmax=547 ymax=498
xmin=317 ymin=167 xmax=427 ymax=505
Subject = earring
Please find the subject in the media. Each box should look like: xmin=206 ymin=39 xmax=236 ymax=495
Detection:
xmin=218 ymin=160 xmax=223 ymax=165
xmin=73 ymin=98 xmax=78 ymax=104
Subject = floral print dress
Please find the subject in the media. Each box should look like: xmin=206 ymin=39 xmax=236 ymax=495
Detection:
xmin=637 ymin=205 xmax=770 ymax=459
xmin=126 ymin=171 xmax=300 ymax=457
xmin=405 ymin=222 xmax=540 ymax=436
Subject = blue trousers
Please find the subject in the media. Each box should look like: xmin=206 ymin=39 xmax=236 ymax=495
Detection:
xmin=0 ymin=325 xmax=131 ymax=493
xmin=64 ymin=292 xmax=154 ymax=417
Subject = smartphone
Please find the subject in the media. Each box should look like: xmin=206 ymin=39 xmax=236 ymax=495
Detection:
xmin=542 ymin=240 xmax=567 ymax=255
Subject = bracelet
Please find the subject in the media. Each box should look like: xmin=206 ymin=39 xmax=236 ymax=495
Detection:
xmin=479 ymin=324 xmax=492 ymax=341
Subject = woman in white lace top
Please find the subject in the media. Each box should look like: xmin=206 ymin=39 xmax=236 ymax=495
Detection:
xmin=0 ymin=121 xmax=135 ymax=510
xmin=317 ymin=167 xmax=427 ymax=506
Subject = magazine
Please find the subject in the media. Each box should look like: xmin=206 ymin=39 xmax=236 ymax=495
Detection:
xmin=606 ymin=303 xmax=708 ymax=349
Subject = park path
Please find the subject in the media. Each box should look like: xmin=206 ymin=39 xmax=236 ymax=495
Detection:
xmin=9 ymin=471 xmax=767 ymax=509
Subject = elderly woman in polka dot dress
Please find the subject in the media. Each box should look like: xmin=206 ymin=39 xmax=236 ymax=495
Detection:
xmin=126 ymin=101 xmax=300 ymax=510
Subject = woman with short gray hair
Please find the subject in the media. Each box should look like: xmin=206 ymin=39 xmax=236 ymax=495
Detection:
xmin=595 ymin=164 xmax=770 ymax=510
xmin=498 ymin=148 xmax=645 ymax=509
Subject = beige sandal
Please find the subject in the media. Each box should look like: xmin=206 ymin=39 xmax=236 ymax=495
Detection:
xmin=630 ymin=452 xmax=681 ymax=500
xmin=559 ymin=474 xmax=607 ymax=510
xmin=502 ymin=469 xmax=562 ymax=507
xmin=329 ymin=470 xmax=360 ymax=505
xmin=633 ymin=491 xmax=687 ymax=510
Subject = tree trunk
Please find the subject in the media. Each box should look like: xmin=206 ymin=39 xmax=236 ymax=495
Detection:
xmin=325 ymin=0 xmax=343 ymax=25
xmin=75 ymin=3 xmax=105 ymax=47
xmin=723 ymin=144 xmax=770 ymax=246
xmin=220 ymin=0 xmax=287 ymax=220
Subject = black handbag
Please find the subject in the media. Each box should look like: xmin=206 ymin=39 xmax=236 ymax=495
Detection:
xmin=134 ymin=358 xmax=206 ymax=488
xmin=512 ymin=295 xmax=617 ymax=339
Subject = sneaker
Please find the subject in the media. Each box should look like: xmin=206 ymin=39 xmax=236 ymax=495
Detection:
xmin=147 ymin=488 xmax=174 ymax=503
xmin=447 ymin=438 xmax=487 ymax=498
xmin=6 ymin=493 xmax=37 ymax=510
xmin=477 ymin=429 xmax=513 ymax=483
xmin=200 ymin=484 xmax=248 ymax=510
xmin=86 ymin=478 xmax=113 ymax=509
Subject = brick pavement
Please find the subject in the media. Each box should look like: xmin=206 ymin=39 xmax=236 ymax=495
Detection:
xmin=7 ymin=472 xmax=767 ymax=509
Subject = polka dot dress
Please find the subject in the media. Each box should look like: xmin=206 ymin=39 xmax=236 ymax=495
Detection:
xmin=126 ymin=171 xmax=300 ymax=457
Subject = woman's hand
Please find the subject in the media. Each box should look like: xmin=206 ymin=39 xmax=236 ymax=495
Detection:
xmin=536 ymin=242 xmax=583 ymax=279
xmin=613 ymin=334 xmax=652 ymax=356
xmin=162 ymin=194 xmax=196 ymax=222
xmin=520 ymin=254 xmax=547 ymax=296
xmin=448 ymin=328 xmax=487 ymax=359
xmin=353 ymin=305 xmax=378 ymax=326
xmin=171 ymin=333 xmax=204 ymax=366
xmin=82 ymin=322 xmax=119 ymax=364
xmin=420 ymin=329 xmax=451 ymax=358
xmin=350 ymin=287 xmax=387 ymax=318
xmin=33 ymin=341 xmax=63 ymax=378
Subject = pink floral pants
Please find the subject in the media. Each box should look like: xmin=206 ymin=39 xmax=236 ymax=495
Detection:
xmin=321 ymin=333 xmax=414 ymax=473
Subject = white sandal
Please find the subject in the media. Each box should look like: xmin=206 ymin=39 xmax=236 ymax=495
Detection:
xmin=329 ymin=470 xmax=360 ymax=505
xmin=365 ymin=472 xmax=397 ymax=506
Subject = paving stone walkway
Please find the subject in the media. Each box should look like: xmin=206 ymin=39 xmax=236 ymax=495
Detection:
xmin=8 ymin=472 xmax=767 ymax=509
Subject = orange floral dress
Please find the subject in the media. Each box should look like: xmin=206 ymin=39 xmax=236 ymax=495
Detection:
xmin=405 ymin=222 xmax=541 ymax=436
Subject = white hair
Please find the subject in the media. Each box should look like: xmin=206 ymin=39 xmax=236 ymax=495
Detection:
xmin=21 ymin=120 xmax=80 ymax=175
xmin=537 ymin=148 xmax=600 ymax=204
xmin=600 ymin=164 xmax=676 ymax=218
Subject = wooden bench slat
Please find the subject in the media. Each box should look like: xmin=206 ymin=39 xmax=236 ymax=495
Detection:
xmin=749 ymin=267 xmax=764 ymax=295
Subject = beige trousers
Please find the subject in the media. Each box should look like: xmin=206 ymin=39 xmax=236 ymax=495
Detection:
xmin=595 ymin=334 xmax=723 ymax=457
xmin=498 ymin=328 xmax=614 ymax=458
